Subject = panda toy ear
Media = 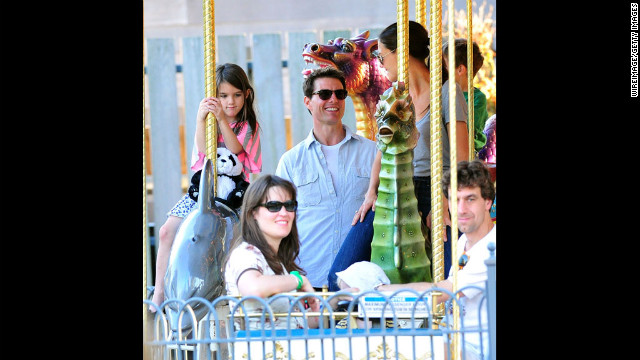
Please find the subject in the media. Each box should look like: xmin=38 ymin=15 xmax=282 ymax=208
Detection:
xmin=227 ymin=151 xmax=243 ymax=177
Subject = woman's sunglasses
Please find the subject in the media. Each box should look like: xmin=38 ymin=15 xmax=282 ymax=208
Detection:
xmin=258 ymin=200 xmax=298 ymax=212
xmin=312 ymin=89 xmax=348 ymax=100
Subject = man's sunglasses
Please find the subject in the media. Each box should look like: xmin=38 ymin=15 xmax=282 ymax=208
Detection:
xmin=312 ymin=89 xmax=348 ymax=100
xmin=258 ymin=200 xmax=298 ymax=212
xmin=458 ymin=253 xmax=469 ymax=270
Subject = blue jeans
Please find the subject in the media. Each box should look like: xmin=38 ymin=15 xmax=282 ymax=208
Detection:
xmin=328 ymin=210 xmax=375 ymax=291
xmin=328 ymin=177 xmax=460 ymax=290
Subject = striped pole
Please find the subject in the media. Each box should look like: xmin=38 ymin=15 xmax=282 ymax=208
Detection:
xmin=447 ymin=1 xmax=460 ymax=358
xmin=416 ymin=0 xmax=427 ymax=33
xmin=142 ymin=49 xmax=148 ymax=329
xmin=429 ymin=0 xmax=445 ymax=319
xmin=203 ymin=0 xmax=217 ymax=194
xmin=467 ymin=0 xmax=475 ymax=160
xmin=397 ymin=0 xmax=409 ymax=91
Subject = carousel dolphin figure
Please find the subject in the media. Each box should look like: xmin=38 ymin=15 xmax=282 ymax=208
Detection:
xmin=163 ymin=158 xmax=240 ymax=336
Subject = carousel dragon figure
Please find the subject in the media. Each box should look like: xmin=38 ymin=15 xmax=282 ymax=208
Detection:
xmin=369 ymin=82 xmax=432 ymax=284
xmin=302 ymin=30 xmax=391 ymax=141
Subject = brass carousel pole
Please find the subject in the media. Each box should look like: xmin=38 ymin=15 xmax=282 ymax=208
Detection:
xmin=143 ymin=43 xmax=148 ymax=330
xmin=466 ymin=0 xmax=474 ymax=161
xmin=397 ymin=0 xmax=409 ymax=90
xmin=203 ymin=0 xmax=218 ymax=194
xmin=416 ymin=0 xmax=427 ymax=33
xmin=447 ymin=1 xmax=460 ymax=358
xmin=428 ymin=0 xmax=445 ymax=323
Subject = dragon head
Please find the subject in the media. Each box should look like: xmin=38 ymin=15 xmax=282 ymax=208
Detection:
xmin=374 ymin=82 xmax=419 ymax=154
xmin=302 ymin=30 xmax=383 ymax=95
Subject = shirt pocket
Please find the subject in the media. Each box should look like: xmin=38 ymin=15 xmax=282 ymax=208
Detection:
xmin=291 ymin=171 xmax=321 ymax=207
xmin=350 ymin=166 xmax=371 ymax=201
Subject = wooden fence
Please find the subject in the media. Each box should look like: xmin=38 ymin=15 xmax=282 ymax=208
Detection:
xmin=144 ymin=28 xmax=384 ymax=227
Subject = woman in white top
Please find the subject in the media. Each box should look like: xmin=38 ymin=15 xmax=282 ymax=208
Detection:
xmin=225 ymin=174 xmax=353 ymax=330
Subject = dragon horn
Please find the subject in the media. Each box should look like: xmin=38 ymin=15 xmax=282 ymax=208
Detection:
xmin=356 ymin=30 xmax=370 ymax=39
xmin=363 ymin=38 xmax=379 ymax=58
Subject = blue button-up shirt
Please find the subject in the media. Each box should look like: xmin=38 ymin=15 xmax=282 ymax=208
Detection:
xmin=275 ymin=125 xmax=377 ymax=287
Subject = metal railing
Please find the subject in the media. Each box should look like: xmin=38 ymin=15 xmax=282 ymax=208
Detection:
xmin=143 ymin=243 xmax=495 ymax=360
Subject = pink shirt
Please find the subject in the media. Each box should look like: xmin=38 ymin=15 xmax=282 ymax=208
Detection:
xmin=190 ymin=121 xmax=262 ymax=181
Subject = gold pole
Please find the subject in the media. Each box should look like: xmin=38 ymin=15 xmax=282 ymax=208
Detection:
xmin=466 ymin=0 xmax=474 ymax=160
xmin=397 ymin=0 xmax=409 ymax=91
xmin=203 ymin=0 xmax=218 ymax=195
xmin=447 ymin=1 xmax=460 ymax=358
xmin=143 ymin=41 xmax=148 ymax=330
xmin=416 ymin=0 xmax=427 ymax=31
xmin=429 ymin=0 xmax=445 ymax=320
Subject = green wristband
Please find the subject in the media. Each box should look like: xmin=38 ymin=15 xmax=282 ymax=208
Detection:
xmin=290 ymin=271 xmax=303 ymax=290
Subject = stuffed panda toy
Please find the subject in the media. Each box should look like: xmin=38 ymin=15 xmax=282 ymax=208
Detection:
xmin=215 ymin=147 xmax=243 ymax=199
xmin=187 ymin=147 xmax=250 ymax=210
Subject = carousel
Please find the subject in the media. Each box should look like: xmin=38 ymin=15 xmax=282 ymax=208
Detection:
xmin=143 ymin=0 xmax=496 ymax=359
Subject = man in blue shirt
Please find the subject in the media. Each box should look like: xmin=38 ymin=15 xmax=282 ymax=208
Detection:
xmin=275 ymin=67 xmax=378 ymax=289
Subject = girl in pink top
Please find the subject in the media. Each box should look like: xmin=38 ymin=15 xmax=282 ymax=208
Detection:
xmin=151 ymin=63 xmax=262 ymax=310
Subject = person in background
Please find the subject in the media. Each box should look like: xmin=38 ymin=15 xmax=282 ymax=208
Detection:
xmin=377 ymin=160 xmax=496 ymax=360
xmin=443 ymin=38 xmax=489 ymax=155
xmin=328 ymin=21 xmax=469 ymax=290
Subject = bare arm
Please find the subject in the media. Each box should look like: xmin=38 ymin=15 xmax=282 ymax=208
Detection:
xmin=446 ymin=121 xmax=470 ymax=163
xmin=194 ymin=97 xmax=244 ymax=155
xmin=236 ymin=269 xmax=308 ymax=298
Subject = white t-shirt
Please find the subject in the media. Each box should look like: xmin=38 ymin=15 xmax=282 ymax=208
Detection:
xmin=320 ymin=135 xmax=349 ymax=196
xmin=225 ymin=241 xmax=306 ymax=331
xmin=448 ymin=224 xmax=496 ymax=357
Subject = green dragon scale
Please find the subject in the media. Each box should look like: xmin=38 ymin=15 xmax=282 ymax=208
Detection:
xmin=370 ymin=82 xmax=432 ymax=284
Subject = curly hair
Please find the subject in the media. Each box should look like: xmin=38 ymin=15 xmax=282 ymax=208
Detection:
xmin=442 ymin=159 xmax=495 ymax=201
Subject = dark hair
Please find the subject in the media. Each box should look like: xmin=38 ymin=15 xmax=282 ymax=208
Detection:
xmin=442 ymin=38 xmax=484 ymax=76
xmin=216 ymin=63 xmax=258 ymax=135
xmin=378 ymin=21 xmax=449 ymax=84
xmin=302 ymin=67 xmax=346 ymax=98
xmin=442 ymin=160 xmax=495 ymax=201
xmin=226 ymin=174 xmax=305 ymax=275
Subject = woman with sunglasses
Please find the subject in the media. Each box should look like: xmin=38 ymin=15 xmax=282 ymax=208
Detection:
xmin=328 ymin=21 xmax=470 ymax=290
xmin=224 ymin=174 xmax=350 ymax=330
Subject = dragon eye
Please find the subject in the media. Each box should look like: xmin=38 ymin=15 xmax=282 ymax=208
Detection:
xmin=341 ymin=41 xmax=354 ymax=52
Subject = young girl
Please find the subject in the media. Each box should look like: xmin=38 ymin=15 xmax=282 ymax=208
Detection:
xmin=151 ymin=63 xmax=262 ymax=310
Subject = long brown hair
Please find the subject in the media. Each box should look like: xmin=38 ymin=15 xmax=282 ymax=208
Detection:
xmin=225 ymin=174 xmax=305 ymax=275
xmin=216 ymin=63 xmax=258 ymax=135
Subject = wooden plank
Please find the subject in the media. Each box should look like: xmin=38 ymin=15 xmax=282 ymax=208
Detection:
xmin=287 ymin=31 xmax=316 ymax=146
xmin=217 ymin=35 xmax=248 ymax=74
xmin=322 ymin=30 xmax=356 ymax=133
xmin=146 ymin=38 xmax=183 ymax=225
xmin=251 ymin=33 xmax=286 ymax=175
xmin=182 ymin=37 xmax=205 ymax=176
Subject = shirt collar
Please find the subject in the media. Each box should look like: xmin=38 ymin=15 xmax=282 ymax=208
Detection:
xmin=303 ymin=125 xmax=359 ymax=149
